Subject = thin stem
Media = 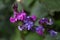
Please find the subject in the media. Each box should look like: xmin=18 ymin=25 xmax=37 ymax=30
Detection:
xmin=20 ymin=32 xmax=25 ymax=40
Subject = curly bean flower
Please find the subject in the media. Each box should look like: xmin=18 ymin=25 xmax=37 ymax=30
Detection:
xmin=31 ymin=15 xmax=37 ymax=21
xmin=17 ymin=12 xmax=26 ymax=21
xmin=39 ymin=18 xmax=48 ymax=24
xmin=18 ymin=19 xmax=34 ymax=31
xmin=49 ymin=30 xmax=57 ymax=37
xmin=13 ymin=3 xmax=18 ymax=11
xmin=24 ymin=21 xmax=34 ymax=30
xmin=18 ymin=26 xmax=24 ymax=31
xmin=36 ymin=26 xmax=45 ymax=35
xmin=39 ymin=18 xmax=53 ymax=25
xmin=10 ymin=16 xmax=17 ymax=23
xmin=46 ymin=18 xmax=53 ymax=25
xmin=10 ymin=3 xmax=58 ymax=37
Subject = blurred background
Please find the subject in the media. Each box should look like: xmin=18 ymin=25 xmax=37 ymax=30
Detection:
xmin=0 ymin=0 xmax=60 ymax=40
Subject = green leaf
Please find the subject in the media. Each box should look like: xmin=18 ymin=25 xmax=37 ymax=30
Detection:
xmin=18 ymin=2 xmax=22 ymax=11
xmin=43 ymin=0 xmax=60 ymax=11
xmin=55 ymin=20 xmax=60 ymax=26
xmin=0 ymin=1 xmax=5 ymax=10
xmin=31 ymin=1 xmax=48 ymax=18
xmin=54 ymin=20 xmax=60 ymax=30
xmin=22 ymin=0 xmax=33 ymax=7
xmin=25 ymin=32 xmax=43 ymax=40
xmin=56 ymin=33 xmax=60 ymax=40
xmin=44 ymin=34 xmax=56 ymax=40
xmin=44 ymin=33 xmax=60 ymax=40
xmin=20 ymin=0 xmax=34 ymax=12
xmin=0 ymin=15 xmax=5 ymax=30
xmin=10 ymin=29 xmax=22 ymax=40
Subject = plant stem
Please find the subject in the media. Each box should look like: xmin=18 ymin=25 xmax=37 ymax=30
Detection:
xmin=21 ymin=32 xmax=25 ymax=40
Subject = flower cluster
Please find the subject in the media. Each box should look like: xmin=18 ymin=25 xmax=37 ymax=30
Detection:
xmin=39 ymin=18 xmax=53 ymax=25
xmin=10 ymin=4 xmax=57 ymax=37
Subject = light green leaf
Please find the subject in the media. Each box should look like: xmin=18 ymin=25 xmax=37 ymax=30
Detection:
xmin=44 ymin=33 xmax=60 ymax=40
xmin=25 ymin=33 xmax=43 ymax=40
xmin=10 ymin=29 xmax=22 ymax=40
xmin=17 ymin=2 xmax=22 ymax=11
xmin=31 ymin=1 xmax=48 ymax=18
xmin=22 ymin=0 xmax=33 ymax=7
xmin=56 ymin=33 xmax=60 ymax=40
xmin=0 ymin=1 xmax=5 ymax=10
xmin=43 ymin=0 xmax=60 ymax=11
xmin=19 ymin=0 xmax=34 ymax=12
xmin=44 ymin=34 xmax=56 ymax=40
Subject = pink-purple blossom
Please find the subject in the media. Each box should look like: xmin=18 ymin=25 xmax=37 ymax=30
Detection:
xmin=31 ymin=15 xmax=37 ymax=21
xmin=39 ymin=18 xmax=48 ymax=24
xmin=10 ymin=17 xmax=17 ymax=23
xmin=39 ymin=18 xmax=53 ymax=25
xmin=17 ymin=12 xmax=26 ymax=21
xmin=9 ymin=3 xmax=57 ymax=37
xmin=36 ymin=26 xmax=44 ymax=35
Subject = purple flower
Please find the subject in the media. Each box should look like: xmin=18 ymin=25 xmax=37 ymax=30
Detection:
xmin=18 ymin=26 xmax=24 ymax=31
xmin=49 ymin=30 xmax=57 ymax=37
xmin=13 ymin=3 xmax=18 ymax=11
xmin=25 ymin=16 xmax=31 ymax=21
xmin=46 ymin=18 xmax=53 ymax=25
xmin=10 ymin=17 xmax=17 ymax=23
xmin=39 ymin=18 xmax=48 ymax=24
xmin=31 ymin=15 xmax=37 ymax=21
xmin=24 ymin=16 xmax=31 ymax=23
xmin=17 ymin=12 xmax=26 ymax=21
xmin=36 ymin=26 xmax=44 ymax=35
xmin=24 ymin=21 xmax=34 ymax=30
xmin=39 ymin=18 xmax=53 ymax=25
xmin=10 ymin=11 xmax=18 ymax=23
xmin=13 ymin=11 xmax=18 ymax=20
xmin=13 ymin=10 xmax=18 ymax=16
xmin=18 ymin=20 xmax=34 ymax=31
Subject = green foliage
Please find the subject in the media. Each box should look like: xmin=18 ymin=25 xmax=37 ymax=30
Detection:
xmin=25 ymin=32 xmax=43 ymax=40
xmin=0 ymin=0 xmax=60 ymax=40
xmin=10 ymin=29 xmax=22 ymax=40
xmin=44 ymin=33 xmax=60 ymax=40
xmin=43 ymin=0 xmax=60 ymax=11
xmin=31 ymin=1 xmax=48 ymax=18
